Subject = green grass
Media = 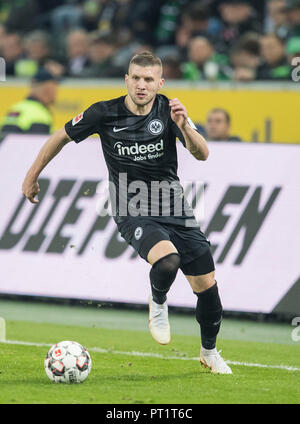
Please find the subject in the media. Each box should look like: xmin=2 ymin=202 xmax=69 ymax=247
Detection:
xmin=1 ymin=317 xmax=300 ymax=404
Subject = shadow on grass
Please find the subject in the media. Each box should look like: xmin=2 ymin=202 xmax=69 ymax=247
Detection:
xmin=0 ymin=369 xmax=214 ymax=387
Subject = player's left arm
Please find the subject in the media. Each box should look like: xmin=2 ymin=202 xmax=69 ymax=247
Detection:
xmin=170 ymin=98 xmax=209 ymax=161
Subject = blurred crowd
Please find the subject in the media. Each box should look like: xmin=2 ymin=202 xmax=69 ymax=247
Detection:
xmin=0 ymin=0 xmax=300 ymax=82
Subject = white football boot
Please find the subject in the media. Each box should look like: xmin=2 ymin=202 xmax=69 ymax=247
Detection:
xmin=149 ymin=296 xmax=171 ymax=345
xmin=200 ymin=347 xmax=232 ymax=374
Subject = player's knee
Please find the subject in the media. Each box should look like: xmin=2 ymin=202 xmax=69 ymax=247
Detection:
xmin=150 ymin=253 xmax=181 ymax=291
xmin=149 ymin=253 xmax=181 ymax=303
xmin=152 ymin=252 xmax=181 ymax=277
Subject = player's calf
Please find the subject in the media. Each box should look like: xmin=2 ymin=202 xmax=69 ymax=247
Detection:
xmin=194 ymin=281 xmax=232 ymax=374
xmin=148 ymin=252 xmax=180 ymax=345
xmin=194 ymin=281 xmax=222 ymax=350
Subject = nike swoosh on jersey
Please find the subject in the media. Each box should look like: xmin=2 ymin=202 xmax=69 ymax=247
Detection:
xmin=113 ymin=126 xmax=128 ymax=132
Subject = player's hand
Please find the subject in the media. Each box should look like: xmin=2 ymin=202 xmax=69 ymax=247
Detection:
xmin=169 ymin=98 xmax=188 ymax=129
xmin=22 ymin=176 xmax=40 ymax=204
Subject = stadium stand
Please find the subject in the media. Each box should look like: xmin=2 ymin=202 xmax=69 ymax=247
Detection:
xmin=0 ymin=0 xmax=299 ymax=82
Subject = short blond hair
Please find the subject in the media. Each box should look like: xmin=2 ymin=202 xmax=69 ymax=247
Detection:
xmin=129 ymin=51 xmax=162 ymax=70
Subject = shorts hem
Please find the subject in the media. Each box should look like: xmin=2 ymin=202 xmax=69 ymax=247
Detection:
xmin=138 ymin=230 xmax=170 ymax=262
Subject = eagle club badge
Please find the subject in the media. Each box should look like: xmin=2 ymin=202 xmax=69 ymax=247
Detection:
xmin=148 ymin=119 xmax=164 ymax=135
xmin=72 ymin=112 xmax=84 ymax=126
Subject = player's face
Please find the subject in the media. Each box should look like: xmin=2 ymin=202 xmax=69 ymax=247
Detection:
xmin=206 ymin=112 xmax=230 ymax=140
xmin=125 ymin=64 xmax=164 ymax=107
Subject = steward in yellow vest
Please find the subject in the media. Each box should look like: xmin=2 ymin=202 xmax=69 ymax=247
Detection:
xmin=1 ymin=69 xmax=58 ymax=135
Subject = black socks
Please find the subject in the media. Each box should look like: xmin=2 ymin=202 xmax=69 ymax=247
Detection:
xmin=194 ymin=282 xmax=223 ymax=350
xmin=150 ymin=256 xmax=222 ymax=350
xmin=150 ymin=253 xmax=181 ymax=304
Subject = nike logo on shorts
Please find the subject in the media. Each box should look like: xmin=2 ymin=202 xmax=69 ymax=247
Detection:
xmin=113 ymin=126 xmax=128 ymax=132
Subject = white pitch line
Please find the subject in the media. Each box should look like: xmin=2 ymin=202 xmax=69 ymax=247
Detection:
xmin=2 ymin=339 xmax=300 ymax=372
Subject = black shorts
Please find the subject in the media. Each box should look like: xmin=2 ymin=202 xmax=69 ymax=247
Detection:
xmin=117 ymin=216 xmax=215 ymax=276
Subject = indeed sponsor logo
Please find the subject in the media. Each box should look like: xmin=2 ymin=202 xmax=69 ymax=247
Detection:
xmin=113 ymin=140 xmax=164 ymax=161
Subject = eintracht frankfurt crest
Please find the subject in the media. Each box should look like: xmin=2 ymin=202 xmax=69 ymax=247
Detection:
xmin=148 ymin=119 xmax=164 ymax=135
xmin=134 ymin=227 xmax=143 ymax=240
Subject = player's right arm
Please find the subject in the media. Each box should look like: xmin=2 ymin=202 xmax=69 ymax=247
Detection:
xmin=22 ymin=127 xmax=71 ymax=204
xmin=22 ymin=102 xmax=103 ymax=204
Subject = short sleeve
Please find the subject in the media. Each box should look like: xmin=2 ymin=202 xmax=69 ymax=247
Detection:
xmin=171 ymin=121 xmax=186 ymax=147
xmin=65 ymin=102 xmax=105 ymax=143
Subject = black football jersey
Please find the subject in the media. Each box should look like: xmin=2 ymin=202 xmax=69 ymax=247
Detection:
xmin=65 ymin=94 xmax=197 ymax=224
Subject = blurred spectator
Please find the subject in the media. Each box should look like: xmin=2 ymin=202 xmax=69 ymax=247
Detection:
xmin=1 ymin=0 xmax=39 ymax=33
xmin=0 ymin=0 xmax=299 ymax=82
xmin=163 ymin=56 xmax=183 ymax=79
xmin=82 ymin=0 xmax=100 ymax=31
xmin=182 ymin=36 xmax=230 ymax=81
xmin=1 ymin=32 xmax=24 ymax=76
xmin=80 ymin=32 xmax=122 ymax=77
xmin=284 ymin=0 xmax=300 ymax=36
xmin=257 ymin=33 xmax=290 ymax=80
xmin=31 ymin=1 xmax=80 ymax=33
xmin=264 ymin=0 xmax=289 ymax=39
xmin=24 ymin=31 xmax=51 ymax=64
xmin=124 ymin=0 xmax=163 ymax=45
xmin=154 ymin=0 xmax=193 ymax=47
xmin=81 ymin=0 xmax=113 ymax=32
xmin=65 ymin=29 xmax=90 ymax=76
xmin=50 ymin=1 xmax=83 ymax=35
xmin=230 ymin=33 xmax=261 ymax=81
xmin=205 ymin=108 xmax=242 ymax=141
xmin=232 ymin=66 xmax=257 ymax=81
xmin=0 ymin=24 xmax=6 ymax=47
xmin=1 ymin=69 xmax=58 ymax=135
xmin=81 ymin=0 xmax=103 ymax=31
xmin=0 ymin=3 xmax=9 ymax=25
xmin=81 ymin=0 xmax=140 ymax=43
xmin=176 ymin=2 xmax=221 ymax=50
xmin=216 ymin=0 xmax=262 ymax=53
xmin=14 ymin=30 xmax=65 ymax=78
xmin=286 ymin=35 xmax=300 ymax=60
xmin=111 ymin=40 xmax=154 ymax=74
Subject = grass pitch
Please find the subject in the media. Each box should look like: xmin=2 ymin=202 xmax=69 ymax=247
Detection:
xmin=0 ymin=300 xmax=299 ymax=404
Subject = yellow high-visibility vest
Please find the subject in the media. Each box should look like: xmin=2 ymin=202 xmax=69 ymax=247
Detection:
xmin=1 ymin=97 xmax=53 ymax=134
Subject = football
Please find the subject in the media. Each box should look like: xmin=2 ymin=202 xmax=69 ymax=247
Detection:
xmin=44 ymin=340 xmax=92 ymax=383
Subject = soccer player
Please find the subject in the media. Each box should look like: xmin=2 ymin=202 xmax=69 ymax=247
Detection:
xmin=22 ymin=52 xmax=232 ymax=374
